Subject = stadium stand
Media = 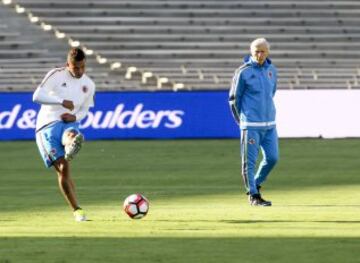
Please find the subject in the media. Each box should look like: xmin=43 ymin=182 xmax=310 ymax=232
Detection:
xmin=1 ymin=0 xmax=360 ymax=90
xmin=0 ymin=2 xmax=140 ymax=91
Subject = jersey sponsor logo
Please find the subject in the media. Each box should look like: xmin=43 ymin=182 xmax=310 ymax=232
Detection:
xmin=0 ymin=103 xmax=184 ymax=130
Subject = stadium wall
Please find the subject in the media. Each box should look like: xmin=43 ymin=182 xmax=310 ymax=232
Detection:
xmin=0 ymin=90 xmax=359 ymax=140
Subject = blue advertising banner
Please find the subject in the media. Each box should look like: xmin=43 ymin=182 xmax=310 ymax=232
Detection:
xmin=0 ymin=91 xmax=239 ymax=140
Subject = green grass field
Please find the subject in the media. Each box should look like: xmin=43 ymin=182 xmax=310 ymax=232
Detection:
xmin=1 ymin=139 xmax=360 ymax=263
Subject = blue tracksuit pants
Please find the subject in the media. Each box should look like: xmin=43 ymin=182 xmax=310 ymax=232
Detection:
xmin=240 ymin=127 xmax=279 ymax=195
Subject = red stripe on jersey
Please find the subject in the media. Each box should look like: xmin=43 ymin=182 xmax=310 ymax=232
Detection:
xmin=40 ymin=67 xmax=66 ymax=88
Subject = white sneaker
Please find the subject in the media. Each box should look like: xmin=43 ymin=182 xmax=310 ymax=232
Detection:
xmin=65 ymin=133 xmax=84 ymax=161
xmin=74 ymin=208 xmax=87 ymax=222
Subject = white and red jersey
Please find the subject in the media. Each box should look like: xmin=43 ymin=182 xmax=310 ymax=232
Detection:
xmin=33 ymin=67 xmax=96 ymax=131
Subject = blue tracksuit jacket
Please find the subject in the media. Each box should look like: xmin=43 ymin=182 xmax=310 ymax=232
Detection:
xmin=229 ymin=55 xmax=277 ymax=129
xmin=229 ymin=55 xmax=279 ymax=196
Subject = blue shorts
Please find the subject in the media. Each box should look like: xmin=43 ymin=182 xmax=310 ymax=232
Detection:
xmin=35 ymin=121 xmax=80 ymax=168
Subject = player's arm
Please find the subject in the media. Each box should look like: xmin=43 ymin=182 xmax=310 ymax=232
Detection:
xmin=33 ymin=85 xmax=62 ymax=105
xmin=73 ymin=84 xmax=96 ymax=122
xmin=33 ymin=88 xmax=74 ymax=110
xmin=272 ymin=68 xmax=277 ymax=97
xmin=33 ymin=70 xmax=74 ymax=110
xmin=229 ymin=69 xmax=244 ymax=124
xmin=61 ymin=102 xmax=88 ymax=123
xmin=61 ymin=113 xmax=76 ymax=123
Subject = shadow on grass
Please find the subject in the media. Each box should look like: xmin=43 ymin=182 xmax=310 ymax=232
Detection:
xmin=278 ymin=204 xmax=360 ymax=207
xmin=144 ymin=219 xmax=360 ymax=224
xmin=2 ymin=139 xmax=360 ymax=214
xmin=0 ymin=237 xmax=359 ymax=263
xmin=220 ymin=219 xmax=360 ymax=224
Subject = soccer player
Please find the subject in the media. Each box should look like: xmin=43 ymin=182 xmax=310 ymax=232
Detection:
xmin=33 ymin=48 xmax=95 ymax=221
xmin=229 ymin=38 xmax=279 ymax=206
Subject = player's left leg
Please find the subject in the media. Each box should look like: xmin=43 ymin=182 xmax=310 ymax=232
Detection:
xmin=53 ymin=158 xmax=78 ymax=210
xmin=35 ymin=122 xmax=87 ymax=221
xmin=53 ymin=157 xmax=87 ymax=222
xmin=254 ymin=127 xmax=279 ymax=187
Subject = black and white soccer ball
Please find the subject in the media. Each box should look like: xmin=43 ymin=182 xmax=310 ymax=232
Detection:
xmin=123 ymin=193 xmax=149 ymax=219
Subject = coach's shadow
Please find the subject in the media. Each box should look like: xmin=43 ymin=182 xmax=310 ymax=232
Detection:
xmin=220 ymin=219 xmax=360 ymax=224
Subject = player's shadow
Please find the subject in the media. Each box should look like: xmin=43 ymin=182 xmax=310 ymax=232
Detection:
xmin=149 ymin=219 xmax=360 ymax=224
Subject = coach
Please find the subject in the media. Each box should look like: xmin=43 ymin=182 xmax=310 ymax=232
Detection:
xmin=229 ymin=38 xmax=279 ymax=206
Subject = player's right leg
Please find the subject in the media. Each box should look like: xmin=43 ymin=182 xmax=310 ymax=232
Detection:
xmin=240 ymin=129 xmax=260 ymax=195
xmin=62 ymin=126 xmax=84 ymax=161
xmin=241 ymin=129 xmax=272 ymax=206
xmin=35 ymin=122 xmax=65 ymax=168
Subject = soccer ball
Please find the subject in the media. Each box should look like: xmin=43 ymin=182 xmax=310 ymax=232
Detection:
xmin=123 ymin=193 xmax=149 ymax=219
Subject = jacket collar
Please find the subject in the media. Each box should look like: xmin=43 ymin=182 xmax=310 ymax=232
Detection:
xmin=244 ymin=55 xmax=271 ymax=68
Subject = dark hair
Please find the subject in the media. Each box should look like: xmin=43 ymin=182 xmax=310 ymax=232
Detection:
xmin=67 ymin=48 xmax=86 ymax=62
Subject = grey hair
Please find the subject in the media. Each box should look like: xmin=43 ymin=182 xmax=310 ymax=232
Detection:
xmin=250 ymin=38 xmax=270 ymax=51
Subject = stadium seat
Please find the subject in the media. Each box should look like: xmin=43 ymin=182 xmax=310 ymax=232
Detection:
xmin=2 ymin=0 xmax=360 ymax=90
